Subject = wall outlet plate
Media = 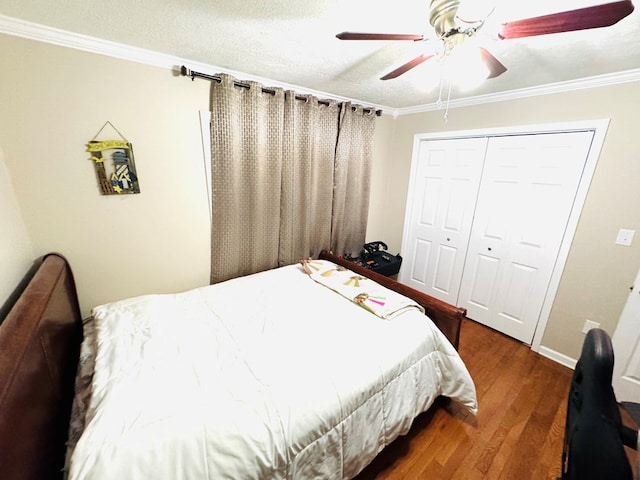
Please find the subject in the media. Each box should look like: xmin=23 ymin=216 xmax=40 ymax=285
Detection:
xmin=616 ymin=229 xmax=635 ymax=246
xmin=582 ymin=319 xmax=600 ymax=333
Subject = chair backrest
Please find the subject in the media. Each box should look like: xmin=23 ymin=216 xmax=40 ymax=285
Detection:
xmin=561 ymin=328 xmax=632 ymax=480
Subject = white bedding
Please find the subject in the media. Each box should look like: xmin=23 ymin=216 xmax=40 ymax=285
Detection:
xmin=68 ymin=262 xmax=477 ymax=479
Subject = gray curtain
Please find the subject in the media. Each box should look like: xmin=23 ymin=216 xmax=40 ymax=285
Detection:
xmin=210 ymin=75 xmax=376 ymax=283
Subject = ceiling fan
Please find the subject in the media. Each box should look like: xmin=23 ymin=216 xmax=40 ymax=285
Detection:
xmin=336 ymin=0 xmax=635 ymax=81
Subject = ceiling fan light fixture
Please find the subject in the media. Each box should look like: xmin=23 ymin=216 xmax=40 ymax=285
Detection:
xmin=441 ymin=36 xmax=490 ymax=90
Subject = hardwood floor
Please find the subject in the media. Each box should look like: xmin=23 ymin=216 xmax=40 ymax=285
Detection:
xmin=355 ymin=318 xmax=574 ymax=479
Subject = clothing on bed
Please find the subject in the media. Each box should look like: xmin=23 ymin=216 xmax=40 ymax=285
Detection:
xmin=302 ymin=259 xmax=424 ymax=319
xmin=67 ymin=261 xmax=477 ymax=480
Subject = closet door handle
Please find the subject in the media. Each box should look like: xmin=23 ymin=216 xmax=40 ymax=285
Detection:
xmin=488 ymin=247 xmax=492 ymax=251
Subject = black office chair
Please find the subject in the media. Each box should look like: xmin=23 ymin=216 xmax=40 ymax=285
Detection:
xmin=560 ymin=328 xmax=638 ymax=480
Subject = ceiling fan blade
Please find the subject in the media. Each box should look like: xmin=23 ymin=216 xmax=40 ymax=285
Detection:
xmin=498 ymin=0 xmax=635 ymax=39
xmin=336 ymin=32 xmax=424 ymax=41
xmin=480 ymin=48 xmax=507 ymax=79
xmin=381 ymin=54 xmax=435 ymax=80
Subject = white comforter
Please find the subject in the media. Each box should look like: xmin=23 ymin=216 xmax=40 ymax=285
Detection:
xmin=69 ymin=263 xmax=477 ymax=479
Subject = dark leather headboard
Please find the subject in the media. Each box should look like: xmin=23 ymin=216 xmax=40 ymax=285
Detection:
xmin=0 ymin=254 xmax=83 ymax=480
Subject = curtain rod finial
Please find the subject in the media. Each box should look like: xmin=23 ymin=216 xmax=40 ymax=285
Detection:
xmin=180 ymin=66 xmax=195 ymax=81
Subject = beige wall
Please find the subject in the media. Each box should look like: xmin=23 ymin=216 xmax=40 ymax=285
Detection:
xmin=366 ymin=114 xmax=397 ymax=247
xmin=0 ymin=145 xmax=34 ymax=306
xmin=0 ymin=34 xmax=212 ymax=317
xmin=2 ymin=31 xmax=638 ymax=361
xmin=366 ymin=84 xmax=640 ymax=360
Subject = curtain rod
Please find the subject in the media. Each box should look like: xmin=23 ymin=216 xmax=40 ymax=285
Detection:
xmin=180 ymin=66 xmax=382 ymax=117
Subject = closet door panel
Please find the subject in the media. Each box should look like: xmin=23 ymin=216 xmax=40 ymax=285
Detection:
xmin=433 ymin=244 xmax=458 ymax=296
xmin=400 ymin=138 xmax=487 ymax=304
xmin=465 ymin=254 xmax=500 ymax=310
xmin=409 ymin=238 xmax=431 ymax=284
xmin=458 ymin=131 xmax=594 ymax=343
xmin=498 ymin=262 xmax=537 ymax=325
xmin=419 ymin=177 xmax=440 ymax=226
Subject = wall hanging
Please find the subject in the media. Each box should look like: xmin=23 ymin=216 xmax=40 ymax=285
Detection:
xmin=87 ymin=121 xmax=140 ymax=195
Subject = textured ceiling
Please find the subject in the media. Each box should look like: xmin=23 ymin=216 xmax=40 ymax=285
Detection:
xmin=1 ymin=0 xmax=639 ymax=111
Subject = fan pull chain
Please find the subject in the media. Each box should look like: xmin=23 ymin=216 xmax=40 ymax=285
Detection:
xmin=443 ymin=79 xmax=453 ymax=123
xmin=435 ymin=68 xmax=452 ymax=123
xmin=436 ymin=73 xmax=444 ymax=110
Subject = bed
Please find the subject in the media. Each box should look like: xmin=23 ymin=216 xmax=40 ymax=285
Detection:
xmin=0 ymin=251 xmax=476 ymax=480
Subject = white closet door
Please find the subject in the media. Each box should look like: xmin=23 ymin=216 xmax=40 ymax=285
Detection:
xmin=457 ymin=131 xmax=594 ymax=343
xmin=399 ymin=137 xmax=487 ymax=304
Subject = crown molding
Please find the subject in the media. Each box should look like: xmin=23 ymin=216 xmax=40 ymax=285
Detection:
xmin=0 ymin=14 xmax=181 ymax=69
xmin=2 ymin=13 xmax=637 ymax=118
xmin=396 ymin=68 xmax=640 ymax=116
xmin=0 ymin=13 xmax=386 ymax=112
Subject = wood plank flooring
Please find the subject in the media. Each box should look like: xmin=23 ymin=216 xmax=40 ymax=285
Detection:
xmin=355 ymin=318 xmax=575 ymax=479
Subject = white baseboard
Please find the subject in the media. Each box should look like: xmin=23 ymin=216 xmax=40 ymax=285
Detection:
xmin=537 ymin=345 xmax=577 ymax=370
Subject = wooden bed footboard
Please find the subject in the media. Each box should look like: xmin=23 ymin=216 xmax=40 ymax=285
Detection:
xmin=319 ymin=251 xmax=466 ymax=349
xmin=0 ymin=254 xmax=83 ymax=480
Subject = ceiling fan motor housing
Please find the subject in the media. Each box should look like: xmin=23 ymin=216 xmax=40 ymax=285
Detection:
xmin=429 ymin=0 xmax=461 ymax=37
